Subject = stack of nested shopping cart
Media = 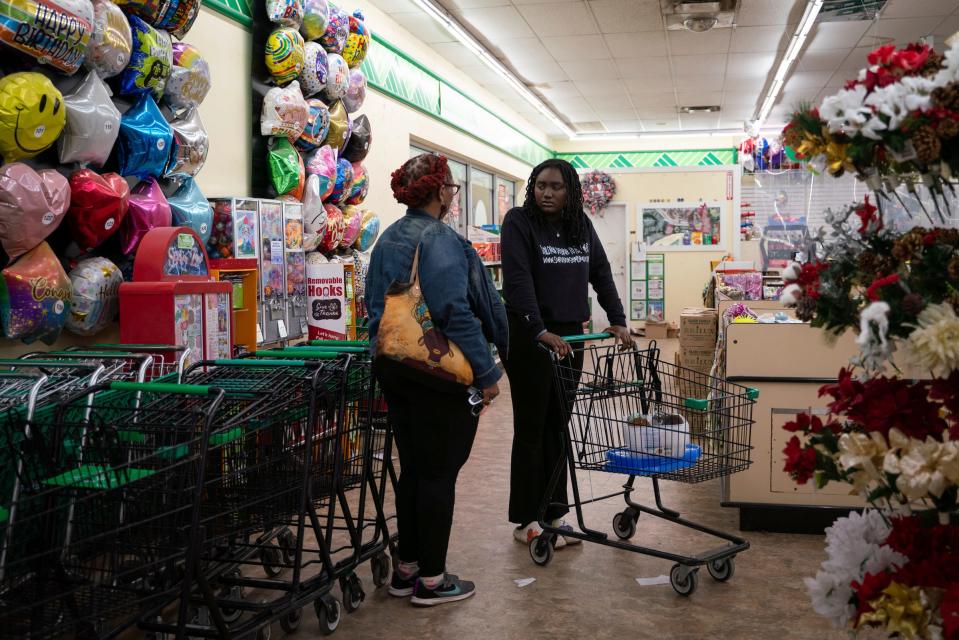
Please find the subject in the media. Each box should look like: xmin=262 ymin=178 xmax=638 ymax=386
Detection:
xmin=0 ymin=340 xmax=396 ymax=639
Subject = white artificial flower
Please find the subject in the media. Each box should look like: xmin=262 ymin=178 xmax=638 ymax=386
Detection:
xmin=821 ymin=85 xmax=871 ymax=134
xmin=906 ymin=302 xmax=959 ymax=376
xmin=804 ymin=570 xmax=855 ymax=627
xmin=780 ymin=283 xmax=802 ymax=306
xmin=856 ymin=301 xmax=893 ymax=372
xmin=782 ymin=261 xmax=802 ymax=281
xmin=900 ymin=76 xmax=937 ymax=111
xmin=935 ymin=44 xmax=959 ymax=85
xmin=860 ymin=114 xmax=888 ymax=141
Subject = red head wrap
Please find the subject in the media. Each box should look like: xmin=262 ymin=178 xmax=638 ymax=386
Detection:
xmin=390 ymin=154 xmax=450 ymax=208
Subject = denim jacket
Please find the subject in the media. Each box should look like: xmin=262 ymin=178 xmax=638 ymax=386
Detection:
xmin=365 ymin=209 xmax=508 ymax=389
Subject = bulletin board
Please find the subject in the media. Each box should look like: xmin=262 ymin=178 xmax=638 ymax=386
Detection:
xmin=630 ymin=251 xmax=665 ymax=323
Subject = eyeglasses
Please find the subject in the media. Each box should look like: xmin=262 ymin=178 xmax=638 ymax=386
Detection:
xmin=445 ymin=183 xmax=461 ymax=195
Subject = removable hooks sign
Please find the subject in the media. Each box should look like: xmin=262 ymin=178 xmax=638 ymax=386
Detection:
xmin=306 ymin=261 xmax=347 ymax=340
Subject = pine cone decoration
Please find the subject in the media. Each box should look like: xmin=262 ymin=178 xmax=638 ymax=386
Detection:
xmin=933 ymin=83 xmax=959 ymax=111
xmin=922 ymin=50 xmax=945 ymax=78
xmin=913 ymin=125 xmax=942 ymax=165
xmin=892 ymin=230 xmax=925 ymax=262
xmin=939 ymin=118 xmax=959 ymax=140
xmin=902 ymin=293 xmax=926 ymax=317
xmin=858 ymin=251 xmax=880 ymax=276
xmin=949 ymin=254 xmax=959 ymax=282
xmin=796 ymin=296 xmax=817 ymax=322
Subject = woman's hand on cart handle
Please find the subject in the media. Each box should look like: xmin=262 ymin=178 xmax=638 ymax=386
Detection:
xmin=483 ymin=382 xmax=500 ymax=405
xmin=537 ymin=332 xmax=573 ymax=358
xmin=605 ymin=325 xmax=636 ymax=351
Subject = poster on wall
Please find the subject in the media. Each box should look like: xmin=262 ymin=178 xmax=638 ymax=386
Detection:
xmin=639 ymin=203 xmax=724 ymax=249
xmin=307 ymin=262 xmax=347 ymax=340
xmin=647 ymin=301 xmax=665 ymax=323
xmin=233 ymin=203 xmax=260 ymax=259
xmin=174 ymin=294 xmax=204 ymax=369
xmin=631 ymin=300 xmax=647 ymax=321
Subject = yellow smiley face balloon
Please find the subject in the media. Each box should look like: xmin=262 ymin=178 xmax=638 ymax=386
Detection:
xmin=0 ymin=73 xmax=67 ymax=164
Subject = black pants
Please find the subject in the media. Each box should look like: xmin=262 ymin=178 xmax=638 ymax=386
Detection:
xmin=503 ymin=313 xmax=584 ymax=525
xmin=374 ymin=359 xmax=478 ymax=577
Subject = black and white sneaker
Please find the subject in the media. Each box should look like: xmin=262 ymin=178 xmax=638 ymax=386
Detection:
xmin=410 ymin=574 xmax=475 ymax=607
xmin=388 ymin=570 xmax=418 ymax=597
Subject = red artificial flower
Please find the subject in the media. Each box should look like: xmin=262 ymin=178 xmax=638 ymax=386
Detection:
xmin=865 ymin=273 xmax=900 ymax=302
xmin=782 ymin=412 xmax=841 ymax=435
xmin=923 ymin=230 xmax=941 ymax=246
xmin=942 ymin=585 xmax=959 ymax=640
xmin=852 ymin=571 xmax=893 ymax=625
xmin=855 ymin=195 xmax=882 ymax=236
xmin=892 ymin=44 xmax=932 ymax=72
xmin=886 ymin=515 xmax=923 ymax=558
xmin=845 ymin=78 xmax=860 ymax=90
xmin=783 ymin=435 xmax=817 ymax=484
xmin=868 ymin=44 xmax=896 ymax=66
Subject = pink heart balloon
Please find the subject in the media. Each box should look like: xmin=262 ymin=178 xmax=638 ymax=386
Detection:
xmin=119 ymin=177 xmax=171 ymax=255
xmin=0 ymin=164 xmax=70 ymax=267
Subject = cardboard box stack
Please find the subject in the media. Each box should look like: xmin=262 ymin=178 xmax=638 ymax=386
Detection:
xmin=677 ymin=308 xmax=718 ymax=442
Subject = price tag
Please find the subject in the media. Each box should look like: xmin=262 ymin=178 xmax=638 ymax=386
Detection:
xmin=271 ymin=240 xmax=284 ymax=264
xmin=256 ymin=323 xmax=264 ymax=343
xmin=300 ymin=318 xmax=308 ymax=334
xmin=277 ymin=319 xmax=288 ymax=339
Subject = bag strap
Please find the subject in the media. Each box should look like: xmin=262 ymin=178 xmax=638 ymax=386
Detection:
xmin=409 ymin=243 xmax=421 ymax=285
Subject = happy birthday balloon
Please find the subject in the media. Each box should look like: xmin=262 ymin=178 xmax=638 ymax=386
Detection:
xmin=328 ymin=157 xmax=352 ymax=204
xmin=0 ymin=0 xmax=93 ymax=73
xmin=168 ymin=178 xmax=212 ymax=243
xmin=0 ymin=73 xmax=66 ymax=164
xmin=265 ymin=28 xmax=305 ymax=86
xmin=267 ymin=0 xmax=303 ymax=27
xmin=302 ymin=175 xmax=325 ymax=251
xmin=65 ymin=256 xmax=121 ymax=335
xmin=342 ymin=68 xmax=366 ymax=113
xmin=306 ymin=145 xmax=336 ymax=200
xmin=120 ymin=177 xmax=170 ymax=254
xmin=319 ymin=4 xmax=347 ymax=53
xmin=342 ymin=113 xmax=370 ymax=162
xmin=300 ymin=0 xmax=329 ymax=40
xmin=353 ymin=209 xmax=379 ymax=251
xmin=84 ymin=0 xmax=132 ymax=78
xmin=165 ymin=108 xmax=208 ymax=178
xmin=320 ymin=203 xmax=343 ymax=252
xmin=0 ymin=242 xmax=71 ymax=344
xmin=261 ymin=81 xmax=309 ymax=142
xmin=322 ymin=53 xmax=349 ymax=102
xmin=164 ymin=43 xmax=211 ymax=111
xmin=324 ymin=100 xmax=349 ymax=151
xmin=341 ymin=10 xmax=369 ymax=68
xmin=0 ymin=164 xmax=69 ymax=267
xmin=119 ymin=0 xmax=200 ymax=38
xmin=345 ymin=162 xmax=367 ymax=205
xmin=340 ymin=204 xmax=361 ymax=248
xmin=269 ymin=137 xmax=303 ymax=196
xmin=120 ymin=15 xmax=172 ymax=97
xmin=299 ymin=41 xmax=328 ymax=97
xmin=58 ymin=71 xmax=120 ymax=166
xmin=295 ymin=99 xmax=329 ymax=152
xmin=67 ymin=169 xmax=129 ymax=252
xmin=118 ymin=93 xmax=172 ymax=179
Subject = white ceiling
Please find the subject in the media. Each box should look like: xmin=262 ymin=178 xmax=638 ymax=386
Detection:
xmin=369 ymin=0 xmax=959 ymax=138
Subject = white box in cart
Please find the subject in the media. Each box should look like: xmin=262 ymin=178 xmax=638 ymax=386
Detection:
xmin=622 ymin=413 xmax=690 ymax=459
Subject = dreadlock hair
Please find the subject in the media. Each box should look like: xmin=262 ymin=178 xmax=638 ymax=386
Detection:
xmin=521 ymin=158 xmax=586 ymax=244
xmin=390 ymin=153 xmax=451 ymax=208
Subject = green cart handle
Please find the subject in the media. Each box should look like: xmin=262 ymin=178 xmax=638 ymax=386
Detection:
xmin=110 ymin=381 xmax=213 ymax=395
xmin=307 ymin=340 xmax=368 ymax=348
xmin=297 ymin=345 xmax=366 ymax=353
xmin=255 ymin=349 xmax=341 ymax=360
xmin=211 ymin=358 xmax=309 ymax=367
xmin=748 ymin=387 xmax=760 ymax=400
xmin=561 ymin=333 xmax=611 ymax=343
xmin=684 ymin=398 xmax=709 ymax=411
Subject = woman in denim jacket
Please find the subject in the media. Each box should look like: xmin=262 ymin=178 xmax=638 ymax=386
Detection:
xmin=366 ymin=153 xmax=508 ymax=606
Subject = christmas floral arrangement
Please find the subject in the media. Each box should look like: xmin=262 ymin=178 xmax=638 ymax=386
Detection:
xmin=778 ymin=40 xmax=959 ymax=640
xmin=582 ymin=170 xmax=616 ymax=216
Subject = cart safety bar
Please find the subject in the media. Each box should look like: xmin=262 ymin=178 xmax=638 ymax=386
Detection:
xmin=561 ymin=333 xmax=611 ymax=342
xmin=212 ymin=358 xmax=309 ymax=367
xmin=296 ymin=345 xmax=366 ymax=353
xmin=307 ymin=340 xmax=369 ymax=348
xmin=0 ymin=360 xmax=101 ymax=368
xmin=254 ymin=349 xmax=340 ymax=359
xmin=89 ymin=343 xmax=184 ymax=351
xmin=109 ymin=381 xmax=213 ymax=395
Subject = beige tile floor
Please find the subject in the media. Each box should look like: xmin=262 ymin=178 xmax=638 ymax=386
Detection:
xmin=274 ymin=339 xmax=859 ymax=640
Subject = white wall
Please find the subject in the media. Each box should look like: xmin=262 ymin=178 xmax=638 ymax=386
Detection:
xmin=554 ymin=134 xmax=740 ymax=154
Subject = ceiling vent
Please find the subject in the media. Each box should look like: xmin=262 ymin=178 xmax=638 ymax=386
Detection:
xmin=680 ymin=105 xmax=721 ymax=113
xmin=663 ymin=0 xmax=738 ymax=32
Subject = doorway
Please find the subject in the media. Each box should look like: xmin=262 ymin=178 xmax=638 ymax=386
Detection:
xmin=587 ymin=202 xmax=628 ymax=332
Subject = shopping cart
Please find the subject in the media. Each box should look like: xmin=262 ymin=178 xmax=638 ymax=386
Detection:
xmin=530 ymin=334 xmax=757 ymax=597
xmin=62 ymin=344 xmax=191 ymax=381
xmin=0 ymin=380 xmax=225 ymax=639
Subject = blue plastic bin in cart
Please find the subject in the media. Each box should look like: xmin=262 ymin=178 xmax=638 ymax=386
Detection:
xmin=605 ymin=444 xmax=702 ymax=475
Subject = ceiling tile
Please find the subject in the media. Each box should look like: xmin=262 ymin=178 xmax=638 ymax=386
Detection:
xmin=723 ymin=75 xmax=768 ymax=93
xmin=389 ymin=12 xmax=457 ymax=43
xmin=718 ymin=119 xmax=749 ymax=129
xmin=429 ymin=41 xmax=484 ymax=69
xmin=725 ymin=52 xmax=777 ymax=79
xmin=588 ymin=0 xmax=661 ymax=34
xmin=676 ymin=91 xmax=724 ymax=107
xmin=723 ymin=91 xmax=762 ymax=107
xmin=602 ymin=119 xmax=643 ymax=132
xmin=560 ymin=58 xmax=619 ymax=79
xmin=591 ymin=107 xmax=638 ymax=120
xmin=934 ymin=15 xmax=959 ymax=38
xmin=604 ymin=31 xmax=667 ymax=58
xmin=466 ymin=65 xmax=512 ymax=85
xmin=667 ymin=29 xmax=732 ymax=55
xmin=555 ymin=96 xmax=597 ymax=119
xmin=624 ymin=76 xmax=674 ymax=93
xmin=542 ymin=34 xmax=609 ymax=60
xmin=672 ymin=74 xmax=725 ymax=91
xmin=736 ymin=0 xmax=801 ymax=27
xmin=805 ymin=21 xmax=873 ymax=52
xmin=680 ymin=113 xmax=721 ymax=128
xmin=446 ymin=0 xmax=510 ymax=9
xmin=641 ymin=118 xmax=682 ymax=130
xmin=575 ymin=79 xmax=630 ymax=98
xmin=785 ymin=70 xmax=834 ymax=90
xmin=839 ymin=46 xmax=874 ymax=70
xmin=538 ymin=81 xmax=583 ymax=99
xmin=880 ymin=0 xmax=958 ymax=18
xmin=511 ymin=0 xmax=580 ymax=4
xmin=516 ymin=2 xmax=598 ymax=37
xmin=671 ymin=53 xmax=726 ymax=77
xmin=866 ymin=16 xmax=943 ymax=44
xmin=513 ymin=59 xmax=569 ymax=82
xmin=796 ymin=48 xmax=851 ymax=72
xmin=499 ymin=37 xmax=555 ymax=63
xmin=459 ymin=6 xmax=535 ymax=39
xmin=729 ymin=25 xmax=790 ymax=53
xmin=638 ymin=108 xmax=680 ymax=119
xmin=615 ymin=57 xmax=671 ymax=82
xmin=627 ymin=92 xmax=676 ymax=107
xmin=367 ymin=0 xmax=418 ymax=13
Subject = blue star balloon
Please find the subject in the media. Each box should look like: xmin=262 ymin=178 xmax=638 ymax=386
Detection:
xmin=168 ymin=177 xmax=213 ymax=244
xmin=117 ymin=93 xmax=173 ymax=179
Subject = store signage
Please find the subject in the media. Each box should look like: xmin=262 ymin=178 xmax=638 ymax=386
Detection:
xmin=306 ymin=262 xmax=347 ymax=339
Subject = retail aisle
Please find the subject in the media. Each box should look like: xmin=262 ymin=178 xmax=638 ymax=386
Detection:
xmin=284 ymin=340 xmax=850 ymax=640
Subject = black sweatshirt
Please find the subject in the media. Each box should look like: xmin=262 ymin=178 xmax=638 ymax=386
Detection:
xmin=501 ymin=207 xmax=627 ymax=338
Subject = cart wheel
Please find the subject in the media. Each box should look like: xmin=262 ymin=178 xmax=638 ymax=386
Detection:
xmin=707 ymin=556 xmax=736 ymax=582
xmin=256 ymin=626 xmax=272 ymax=640
xmin=315 ymin=598 xmax=341 ymax=636
xmin=342 ymin=574 xmax=365 ymax=613
xmin=670 ymin=564 xmax=698 ymax=597
xmin=529 ymin=535 xmax=553 ymax=567
xmin=370 ymin=553 xmax=390 ymax=588
xmin=278 ymin=528 xmax=297 ymax=565
xmin=218 ymin=577 xmax=244 ymax=624
xmin=612 ymin=511 xmax=636 ymax=540
xmin=280 ymin=608 xmax=302 ymax=634
xmin=260 ymin=545 xmax=283 ymax=577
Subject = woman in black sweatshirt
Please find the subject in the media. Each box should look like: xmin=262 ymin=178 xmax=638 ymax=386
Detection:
xmin=501 ymin=158 xmax=634 ymax=546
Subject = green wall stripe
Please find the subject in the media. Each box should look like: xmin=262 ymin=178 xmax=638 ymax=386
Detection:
xmin=203 ymin=0 xmax=252 ymax=27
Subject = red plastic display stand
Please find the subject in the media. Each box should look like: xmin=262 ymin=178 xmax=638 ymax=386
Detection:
xmin=119 ymin=227 xmax=233 ymax=369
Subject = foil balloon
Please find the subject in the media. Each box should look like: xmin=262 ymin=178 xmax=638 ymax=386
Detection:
xmin=342 ymin=68 xmax=366 ymax=113
xmin=120 ymin=15 xmax=173 ymax=97
xmin=295 ymin=99 xmax=329 ymax=152
xmin=65 ymin=256 xmax=121 ymax=335
xmin=165 ymin=43 xmax=211 ymax=111
xmin=298 ymin=41 xmax=328 ymax=97
xmin=118 ymin=0 xmax=200 ymax=39
xmin=66 ymin=169 xmax=129 ymax=252
xmin=84 ymin=0 xmax=132 ymax=78
xmin=267 ymin=0 xmax=303 ymax=27
xmin=342 ymin=113 xmax=370 ymax=162
xmin=319 ymin=204 xmax=343 ymax=252
xmin=168 ymin=178 xmax=212 ymax=244
xmin=0 ymin=0 xmax=93 ymax=73
xmin=58 ymin=71 xmax=121 ymax=166
xmin=305 ymin=250 xmax=328 ymax=265
xmin=165 ymin=108 xmax=208 ymax=178
xmin=327 ymin=158 xmax=353 ymax=204
xmin=322 ymin=53 xmax=349 ymax=102
xmin=339 ymin=204 xmax=361 ymax=248
xmin=265 ymin=28 xmax=305 ymax=86
xmin=300 ymin=0 xmax=329 ymax=41
xmin=345 ymin=162 xmax=368 ymax=205
xmin=0 ymin=242 xmax=71 ymax=344
xmin=120 ymin=177 xmax=171 ymax=254
xmin=0 ymin=73 xmax=67 ymax=164
xmin=268 ymin=137 xmax=303 ymax=196
xmin=353 ymin=209 xmax=379 ymax=251
xmin=0 ymin=164 xmax=69 ymax=267
xmin=260 ymin=81 xmax=309 ymax=142
xmin=305 ymin=145 xmax=336 ymax=200
xmin=319 ymin=3 xmax=347 ymax=53
xmin=341 ymin=10 xmax=369 ymax=69
xmin=290 ymin=151 xmax=306 ymax=200
xmin=118 ymin=93 xmax=173 ymax=179
xmin=324 ymin=100 xmax=349 ymax=151
xmin=302 ymin=174 xmax=326 ymax=251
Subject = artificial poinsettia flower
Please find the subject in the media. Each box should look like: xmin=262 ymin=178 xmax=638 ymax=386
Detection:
xmin=784 ymin=435 xmax=817 ymax=484
xmin=868 ymin=44 xmax=897 ymax=66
